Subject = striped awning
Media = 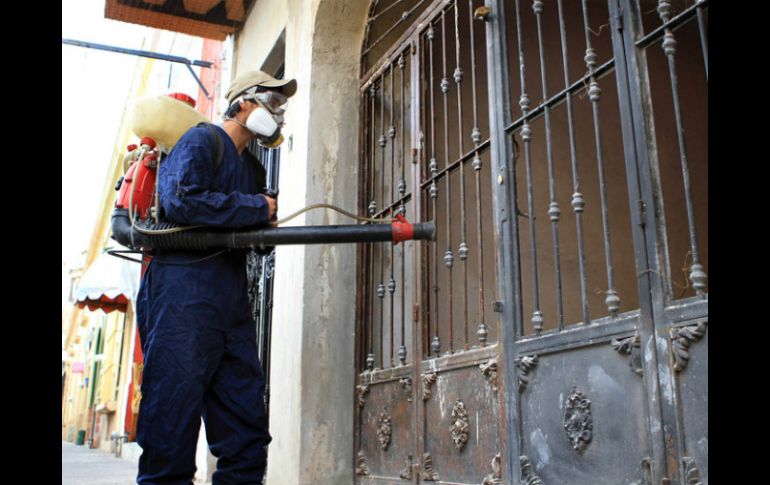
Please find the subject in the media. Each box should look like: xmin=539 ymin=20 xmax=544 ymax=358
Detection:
xmin=74 ymin=251 xmax=140 ymax=314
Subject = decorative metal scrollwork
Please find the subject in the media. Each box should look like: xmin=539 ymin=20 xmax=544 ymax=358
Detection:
xmin=480 ymin=358 xmax=499 ymax=392
xmin=356 ymin=384 xmax=369 ymax=409
xmin=670 ymin=321 xmax=707 ymax=372
xmin=682 ymin=456 xmax=704 ymax=485
xmin=422 ymin=452 xmax=440 ymax=481
xmin=355 ymin=451 xmax=369 ymax=476
xmin=450 ymin=400 xmax=470 ymax=451
xmin=612 ymin=333 xmax=643 ymax=377
xmin=482 ymin=452 xmax=502 ymax=485
xmin=520 ymin=455 xmax=545 ymax=485
xmin=422 ymin=370 xmax=438 ymax=401
xmin=563 ymin=387 xmax=593 ymax=453
xmin=399 ymin=454 xmax=413 ymax=480
xmin=264 ymin=252 xmax=275 ymax=279
xmin=377 ymin=409 xmax=392 ymax=450
xmin=399 ymin=376 xmax=413 ymax=402
xmin=515 ymin=354 xmax=539 ymax=392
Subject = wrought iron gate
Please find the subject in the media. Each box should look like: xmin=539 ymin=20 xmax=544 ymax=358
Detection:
xmin=247 ymin=142 xmax=281 ymax=414
xmin=355 ymin=1 xmax=707 ymax=484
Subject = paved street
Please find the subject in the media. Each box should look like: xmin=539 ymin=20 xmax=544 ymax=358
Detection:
xmin=62 ymin=441 xmax=138 ymax=485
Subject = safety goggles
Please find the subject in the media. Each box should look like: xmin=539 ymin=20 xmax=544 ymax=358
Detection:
xmin=243 ymin=87 xmax=288 ymax=115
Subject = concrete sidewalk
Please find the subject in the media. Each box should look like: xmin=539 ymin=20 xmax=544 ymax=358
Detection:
xmin=62 ymin=441 xmax=138 ymax=485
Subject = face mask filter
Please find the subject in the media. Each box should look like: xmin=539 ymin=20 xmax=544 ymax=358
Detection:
xmin=244 ymin=103 xmax=284 ymax=148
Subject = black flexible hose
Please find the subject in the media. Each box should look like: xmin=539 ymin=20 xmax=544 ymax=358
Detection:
xmin=111 ymin=209 xmax=435 ymax=251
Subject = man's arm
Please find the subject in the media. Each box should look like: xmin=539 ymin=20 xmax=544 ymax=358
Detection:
xmin=158 ymin=130 xmax=272 ymax=228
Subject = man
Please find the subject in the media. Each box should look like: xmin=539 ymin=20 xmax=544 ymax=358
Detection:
xmin=135 ymin=70 xmax=296 ymax=484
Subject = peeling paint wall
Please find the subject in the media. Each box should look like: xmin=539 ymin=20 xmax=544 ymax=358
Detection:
xmin=235 ymin=1 xmax=369 ymax=483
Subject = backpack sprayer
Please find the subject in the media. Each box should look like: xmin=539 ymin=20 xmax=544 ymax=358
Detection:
xmin=110 ymin=93 xmax=434 ymax=258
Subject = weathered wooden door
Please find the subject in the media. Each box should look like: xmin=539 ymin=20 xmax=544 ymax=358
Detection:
xmin=354 ymin=1 xmax=707 ymax=484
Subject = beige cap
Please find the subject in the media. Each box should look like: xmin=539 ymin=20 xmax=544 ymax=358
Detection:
xmin=225 ymin=69 xmax=297 ymax=104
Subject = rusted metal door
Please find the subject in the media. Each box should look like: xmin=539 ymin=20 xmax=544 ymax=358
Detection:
xmin=354 ymin=1 xmax=707 ymax=484
xmin=357 ymin=1 xmax=503 ymax=482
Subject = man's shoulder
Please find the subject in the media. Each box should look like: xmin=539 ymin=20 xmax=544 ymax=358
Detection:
xmin=179 ymin=123 xmax=220 ymax=146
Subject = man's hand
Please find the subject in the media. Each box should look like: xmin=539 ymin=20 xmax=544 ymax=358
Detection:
xmin=261 ymin=195 xmax=277 ymax=221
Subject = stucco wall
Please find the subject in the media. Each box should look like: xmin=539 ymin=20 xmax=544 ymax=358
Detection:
xmin=235 ymin=1 xmax=369 ymax=483
xmin=234 ymin=0 xmax=289 ymax=73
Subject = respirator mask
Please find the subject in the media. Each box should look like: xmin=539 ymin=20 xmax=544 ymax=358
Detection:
xmin=240 ymin=88 xmax=288 ymax=148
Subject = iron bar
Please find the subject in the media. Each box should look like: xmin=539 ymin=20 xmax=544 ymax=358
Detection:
xmin=372 ymin=194 xmax=415 ymax=220
xmin=469 ymin=0 xmax=480 ymax=145
xmin=362 ymin=0 xmax=428 ymax=58
xmin=504 ymin=59 xmax=614 ymax=133
xmin=419 ymin=139 xmax=491 ymax=188
xmin=656 ymin=1 xmax=706 ymax=296
xmin=582 ymin=0 xmax=620 ymax=316
xmin=357 ymin=184 xmax=366 ymax=371
xmin=696 ymin=2 xmax=708 ymax=80
xmin=380 ymin=73 xmax=387 ymax=369
xmin=361 ymin=0 xmax=380 ymax=67
xmin=428 ymin=25 xmax=441 ymax=357
xmin=362 ymin=0 xmax=470 ymax=86
xmin=454 ymin=0 xmax=469 ymax=351
xmin=368 ymin=0 xmax=407 ymax=25
xmin=367 ymin=84 xmax=377 ymax=370
xmin=514 ymin=0 xmax=543 ymax=335
xmin=399 ymin=52 xmax=408 ymax=365
xmin=635 ymin=0 xmax=708 ymax=49
xmin=441 ymin=10 xmax=455 ymax=354
xmin=469 ymin=0 xmax=487 ymax=345
xmin=533 ymin=0 xmax=565 ymax=330
xmin=389 ymin=64 xmax=396 ymax=367
xmin=557 ymin=0 xmax=590 ymax=327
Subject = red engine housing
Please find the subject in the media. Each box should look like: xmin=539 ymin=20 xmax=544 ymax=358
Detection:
xmin=115 ymin=142 xmax=159 ymax=220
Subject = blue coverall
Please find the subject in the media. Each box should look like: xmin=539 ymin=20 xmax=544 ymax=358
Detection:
xmin=135 ymin=124 xmax=272 ymax=484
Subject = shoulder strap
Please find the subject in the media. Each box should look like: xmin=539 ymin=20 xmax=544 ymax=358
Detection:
xmin=155 ymin=123 xmax=224 ymax=224
xmin=197 ymin=122 xmax=224 ymax=172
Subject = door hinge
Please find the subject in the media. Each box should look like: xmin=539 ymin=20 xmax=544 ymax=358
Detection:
xmin=493 ymin=301 xmax=504 ymax=313
xmin=637 ymin=200 xmax=646 ymax=227
xmin=413 ymin=304 xmax=420 ymax=322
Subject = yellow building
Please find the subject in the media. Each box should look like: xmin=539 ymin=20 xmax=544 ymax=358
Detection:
xmin=61 ymin=28 xmax=222 ymax=457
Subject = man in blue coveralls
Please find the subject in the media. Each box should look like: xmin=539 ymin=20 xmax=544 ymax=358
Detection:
xmin=135 ymin=70 xmax=296 ymax=484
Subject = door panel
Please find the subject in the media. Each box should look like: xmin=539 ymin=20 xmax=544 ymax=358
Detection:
xmin=613 ymin=0 xmax=709 ymax=481
xmin=518 ymin=334 xmax=651 ymax=485
xmin=675 ymin=320 xmax=707 ymax=484
xmin=357 ymin=1 xmax=500 ymax=483
xmin=359 ymin=368 xmax=416 ymax=481
xmin=419 ymin=347 xmax=501 ymax=484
